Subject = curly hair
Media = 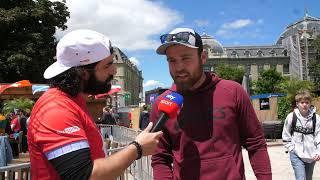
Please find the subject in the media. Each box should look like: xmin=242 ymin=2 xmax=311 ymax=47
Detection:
xmin=48 ymin=62 xmax=98 ymax=97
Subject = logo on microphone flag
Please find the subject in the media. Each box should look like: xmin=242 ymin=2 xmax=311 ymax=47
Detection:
xmin=158 ymin=92 xmax=183 ymax=118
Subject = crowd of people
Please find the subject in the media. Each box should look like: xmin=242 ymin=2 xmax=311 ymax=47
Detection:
xmin=2 ymin=109 xmax=29 ymax=156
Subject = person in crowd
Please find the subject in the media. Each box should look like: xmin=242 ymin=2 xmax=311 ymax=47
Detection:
xmin=150 ymin=27 xmax=272 ymax=180
xmin=19 ymin=110 xmax=28 ymax=153
xmin=139 ymin=105 xmax=149 ymax=130
xmin=101 ymin=107 xmax=116 ymax=125
xmin=28 ymin=29 xmax=162 ymax=180
xmin=110 ymin=108 xmax=119 ymax=124
xmin=10 ymin=110 xmax=21 ymax=133
xmin=282 ymin=90 xmax=320 ymax=180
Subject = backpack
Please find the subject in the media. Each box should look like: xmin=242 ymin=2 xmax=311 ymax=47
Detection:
xmin=290 ymin=112 xmax=316 ymax=136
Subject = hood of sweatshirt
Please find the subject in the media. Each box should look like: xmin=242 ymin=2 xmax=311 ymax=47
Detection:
xmin=294 ymin=105 xmax=317 ymax=121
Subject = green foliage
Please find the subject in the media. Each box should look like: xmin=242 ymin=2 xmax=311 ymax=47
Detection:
xmin=0 ymin=0 xmax=69 ymax=83
xmin=277 ymin=97 xmax=291 ymax=123
xmin=277 ymin=78 xmax=314 ymax=122
xmin=278 ymin=78 xmax=314 ymax=104
xmin=2 ymin=98 xmax=34 ymax=115
xmin=215 ymin=64 xmax=245 ymax=83
xmin=252 ymin=68 xmax=283 ymax=94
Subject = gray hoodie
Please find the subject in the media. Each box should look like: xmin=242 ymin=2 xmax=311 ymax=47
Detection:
xmin=282 ymin=106 xmax=320 ymax=163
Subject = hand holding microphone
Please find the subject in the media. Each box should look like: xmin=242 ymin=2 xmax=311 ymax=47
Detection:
xmin=131 ymin=91 xmax=183 ymax=159
xmin=151 ymin=92 xmax=184 ymax=132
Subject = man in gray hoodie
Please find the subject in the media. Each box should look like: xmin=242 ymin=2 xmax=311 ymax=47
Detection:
xmin=282 ymin=90 xmax=320 ymax=180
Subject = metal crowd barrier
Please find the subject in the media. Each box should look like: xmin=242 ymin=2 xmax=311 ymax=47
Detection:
xmin=0 ymin=125 xmax=153 ymax=180
xmin=0 ymin=163 xmax=30 ymax=180
xmin=97 ymin=124 xmax=154 ymax=180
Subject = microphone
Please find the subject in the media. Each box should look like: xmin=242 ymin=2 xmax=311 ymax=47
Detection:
xmin=151 ymin=92 xmax=183 ymax=132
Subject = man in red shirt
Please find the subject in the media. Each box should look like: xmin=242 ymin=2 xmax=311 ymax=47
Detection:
xmin=28 ymin=29 xmax=163 ymax=180
xmin=10 ymin=116 xmax=20 ymax=133
xmin=151 ymin=27 xmax=272 ymax=180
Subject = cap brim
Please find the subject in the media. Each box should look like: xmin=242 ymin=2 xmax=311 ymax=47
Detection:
xmin=43 ymin=61 xmax=72 ymax=79
xmin=156 ymin=42 xmax=198 ymax=55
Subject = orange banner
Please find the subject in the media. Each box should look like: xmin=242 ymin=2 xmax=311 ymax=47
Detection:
xmin=0 ymin=80 xmax=32 ymax=94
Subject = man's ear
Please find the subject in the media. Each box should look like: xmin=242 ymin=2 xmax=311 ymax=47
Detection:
xmin=201 ymin=50 xmax=207 ymax=65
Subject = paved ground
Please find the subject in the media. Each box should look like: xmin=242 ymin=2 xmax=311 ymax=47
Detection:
xmin=7 ymin=141 xmax=320 ymax=180
xmin=243 ymin=145 xmax=320 ymax=180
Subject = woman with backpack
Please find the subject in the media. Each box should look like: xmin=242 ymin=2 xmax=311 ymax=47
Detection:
xmin=282 ymin=90 xmax=320 ymax=180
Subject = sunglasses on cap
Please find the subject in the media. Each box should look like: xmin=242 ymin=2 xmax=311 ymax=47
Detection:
xmin=160 ymin=32 xmax=196 ymax=45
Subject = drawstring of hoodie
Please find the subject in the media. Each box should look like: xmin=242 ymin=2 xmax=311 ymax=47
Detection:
xmin=301 ymin=134 xmax=305 ymax=152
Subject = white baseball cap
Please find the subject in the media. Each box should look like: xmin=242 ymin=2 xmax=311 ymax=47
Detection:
xmin=156 ymin=27 xmax=202 ymax=55
xmin=44 ymin=29 xmax=113 ymax=79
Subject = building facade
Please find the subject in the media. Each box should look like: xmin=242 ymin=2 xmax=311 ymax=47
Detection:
xmin=112 ymin=47 xmax=143 ymax=107
xmin=202 ymin=13 xmax=320 ymax=81
xmin=202 ymin=33 xmax=290 ymax=81
xmin=276 ymin=13 xmax=320 ymax=80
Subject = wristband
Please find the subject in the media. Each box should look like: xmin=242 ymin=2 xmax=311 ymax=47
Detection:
xmin=129 ymin=141 xmax=142 ymax=160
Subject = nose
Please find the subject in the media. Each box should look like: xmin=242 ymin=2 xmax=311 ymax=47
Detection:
xmin=174 ymin=61 xmax=185 ymax=72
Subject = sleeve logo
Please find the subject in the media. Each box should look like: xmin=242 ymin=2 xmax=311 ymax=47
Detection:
xmin=58 ymin=126 xmax=80 ymax=134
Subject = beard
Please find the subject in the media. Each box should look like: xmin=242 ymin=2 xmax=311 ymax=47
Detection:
xmin=83 ymin=71 xmax=113 ymax=95
xmin=171 ymin=66 xmax=203 ymax=95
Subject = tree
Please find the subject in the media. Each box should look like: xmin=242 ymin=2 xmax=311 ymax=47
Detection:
xmin=0 ymin=0 xmax=69 ymax=83
xmin=277 ymin=78 xmax=314 ymax=121
xmin=308 ymin=36 xmax=320 ymax=89
xmin=277 ymin=97 xmax=291 ymax=122
xmin=278 ymin=77 xmax=314 ymax=105
xmin=252 ymin=68 xmax=283 ymax=94
xmin=214 ymin=64 xmax=245 ymax=84
xmin=2 ymin=98 xmax=34 ymax=116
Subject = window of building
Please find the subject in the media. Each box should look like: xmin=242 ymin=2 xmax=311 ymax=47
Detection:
xmin=257 ymin=50 xmax=263 ymax=57
xmin=231 ymin=50 xmax=238 ymax=58
xmin=283 ymin=64 xmax=289 ymax=74
xmin=244 ymin=50 xmax=250 ymax=57
xmin=282 ymin=49 xmax=288 ymax=56
xmin=258 ymin=64 xmax=264 ymax=73
xmin=269 ymin=49 xmax=275 ymax=56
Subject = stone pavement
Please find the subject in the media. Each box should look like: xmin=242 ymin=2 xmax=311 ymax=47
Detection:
xmin=243 ymin=141 xmax=320 ymax=180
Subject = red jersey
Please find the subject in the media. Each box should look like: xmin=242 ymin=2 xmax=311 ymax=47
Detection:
xmin=11 ymin=117 xmax=21 ymax=132
xmin=28 ymin=88 xmax=105 ymax=180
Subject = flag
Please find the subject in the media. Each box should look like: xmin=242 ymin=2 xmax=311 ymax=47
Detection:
xmin=0 ymin=80 xmax=32 ymax=94
xmin=94 ymin=85 xmax=122 ymax=99
xmin=32 ymin=85 xmax=49 ymax=94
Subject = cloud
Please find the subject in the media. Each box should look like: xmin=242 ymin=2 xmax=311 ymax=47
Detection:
xmin=221 ymin=19 xmax=254 ymax=30
xmin=194 ymin=19 xmax=210 ymax=27
xmin=143 ymin=80 xmax=164 ymax=88
xmin=55 ymin=0 xmax=182 ymax=51
xmin=129 ymin=57 xmax=140 ymax=67
xmin=216 ymin=19 xmax=263 ymax=39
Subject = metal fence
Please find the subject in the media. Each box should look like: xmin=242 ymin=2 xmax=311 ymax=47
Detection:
xmin=97 ymin=124 xmax=154 ymax=180
xmin=0 ymin=163 xmax=30 ymax=180
xmin=0 ymin=125 xmax=153 ymax=180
